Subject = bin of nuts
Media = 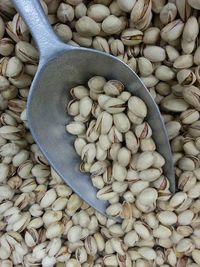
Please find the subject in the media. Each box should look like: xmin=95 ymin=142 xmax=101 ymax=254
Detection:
xmin=0 ymin=0 xmax=200 ymax=266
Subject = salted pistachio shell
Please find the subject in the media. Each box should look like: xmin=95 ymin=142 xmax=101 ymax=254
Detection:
xmin=140 ymin=138 xmax=156 ymax=152
xmin=87 ymin=4 xmax=110 ymax=22
xmin=161 ymin=94 xmax=189 ymax=112
xmin=88 ymin=76 xmax=106 ymax=93
xmin=183 ymin=85 xmax=200 ymax=111
xmin=93 ymin=36 xmax=110 ymax=53
xmin=102 ymin=15 xmax=122 ymax=35
xmin=173 ymin=54 xmax=193 ymax=69
xmin=143 ymin=46 xmax=166 ymax=62
xmin=166 ymin=121 xmax=181 ymax=140
xmin=177 ymin=69 xmax=196 ymax=86
xmin=188 ymin=0 xmax=200 ymax=10
xmin=117 ymin=0 xmax=136 ymax=12
xmin=125 ymin=131 xmax=139 ymax=154
xmin=176 ymin=0 xmax=191 ymax=21
xmin=54 ymin=23 xmax=72 ymax=42
xmin=117 ymin=147 xmax=131 ymax=167
xmin=127 ymin=110 xmax=143 ymax=125
xmin=15 ymin=41 xmax=39 ymax=64
xmin=157 ymin=211 xmax=177 ymax=225
xmin=97 ymin=185 xmax=117 ymax=200
xmin=135 ymin=122 xmax=152 ymax=139
xmin=67 ymin=99 xmax=79 ymax=116
xmin=153 ymin=225 xmax=172 ymax=238
xmin=138 ymin=57 xmax=153 ymax=77
xmin=139 ymin=168 xmax=162 ymax=182
xmin=160 ymin=3 xmax=177 ymax=25
xmin=161 ymin=20 xmax=184 ymax=42
xmin=143 ymin=27 xmax=160 ymax=44
xmin=57 ymin=3 xmax=74 ymax=23
xmin=180 ymin=109 xmax=200 ymax=124
xmin=137 ymin=187 xmax=158 ymax=206
xmin=136 ymin=151 xmax=154 ymax=171
xmin=103 ymin=80 xmax=124 ymax=96
xmin=189 ymin=121 xmax=200 ymax=137
xmin=128 ymin=96 xmax=147 ymax=118
xmin=103 ymin=97 xmax=126 ymax=114
xmin=165 ymin=47 xmax=179 ymax=66
xmin=112 ymin=162 xmax=127 ymax=182
xmin=75 ymin=16 xmax=101 ymax=37
xmin=70 ymin=85 xmax=89 ymax=99
xmin=5 ymin=56 xmax=23 ymax=78
xmin=108 ymin=126 xmax=123 ymax=143
xmin=155 ymin=65 xmax=175 ymax=81
xmin=121 ymin=28 xmax=143 ymax=46
xmin=79 ymin=96 xmax=93 ymax=117
xmin=113 ymin=113 xmax=130 ymax=133
xmin=192 ymin=249 xmax=200 ymax=265
xmin=66 ymin=121 xmax=85 ymax=135
xmin=182 ymin=16 xmax=199 ymax=42
xmin=95 ymin=111 xmax=113 ymax=134
xmin=0 ymin=75 xmax=10 ymax=91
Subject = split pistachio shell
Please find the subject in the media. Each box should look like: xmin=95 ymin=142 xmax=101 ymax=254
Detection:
xmin=121 ymin=28 xmax=143 ymax=46
xmin=183 ymin=86 xmax=200 ymax=111
xmin=160 ymin=3 xmax=177 ymax=25
xmin=161 ymin=19 xmax=184 ymax=42
xmin=103 ymin=97 xmax=126 ymax=114
xmin=128 ymin=96 xmax=147 ymax=118
xmin=103 ymin=80 xmax=124 ymax=96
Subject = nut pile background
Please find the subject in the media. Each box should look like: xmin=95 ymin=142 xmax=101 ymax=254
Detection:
xmin=0 ymin=0 xmax=200 ymax=266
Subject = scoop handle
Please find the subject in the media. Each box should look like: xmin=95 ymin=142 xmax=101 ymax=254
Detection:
xmin=11 ymin=0 xmax=71 ymax=62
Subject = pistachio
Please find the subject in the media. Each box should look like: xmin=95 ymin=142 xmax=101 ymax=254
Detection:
xmin=143 ymin=46 xmax=166 ymax=62
xmin=121 ymin=29 xmax=143 ymax=46
xmin=66 ymin=121 xmax=86 ymax=135
xmin=57 ymin=3 xmax=74 ymax=23
xmin=87 ymin=4 xmax=110 ymax=22
xmin=75 ymin=16 xmax=101 ymax=37
xmin=173 ymin=54 xmax=193 ymax=69
xmin=183 ymin=85 xmax=200 ymax=111
xmin=113 ymin=113 xmax=130 ymax=133
xmin=160 ymin=3 xmax=177 ymax=25
xmin=128 ymin=96 xmax=147 ymax=118
xmin=15 ymin=41 xmax=39 ymax=64
xmin=161 ymin=18 xmax=183 ymax=43
xmin=138 ymin=57 xmax=153 ymax=77
xmin=155 ymin=65 xmax=175 ymax=81
xmin=103 ymin=80 xmax=124 ymax=96
xmin=102 ymin=15 xmax=122 ymax=35
xmin=103 ymin=97 xmax=126 ymax=114
xmin=135 ymin=122 xmax=152 ymax=139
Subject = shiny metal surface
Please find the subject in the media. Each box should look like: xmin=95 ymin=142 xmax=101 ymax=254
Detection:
xmin=12 ymin=0 xmax=175 ymax=215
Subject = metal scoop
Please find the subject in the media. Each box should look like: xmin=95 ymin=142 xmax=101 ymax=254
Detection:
xmin=12 ymin=0 xmax=175 ymax=215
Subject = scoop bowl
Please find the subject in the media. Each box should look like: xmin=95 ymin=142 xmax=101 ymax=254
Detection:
xmin=12 ymin=0 xmax=175 ymax=215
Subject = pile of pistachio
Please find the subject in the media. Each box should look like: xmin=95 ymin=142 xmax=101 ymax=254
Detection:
xmin=0 ymin=0 xmax=200 ymax=266
xmin=66 ymin=76 xmax=167 ymax=217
